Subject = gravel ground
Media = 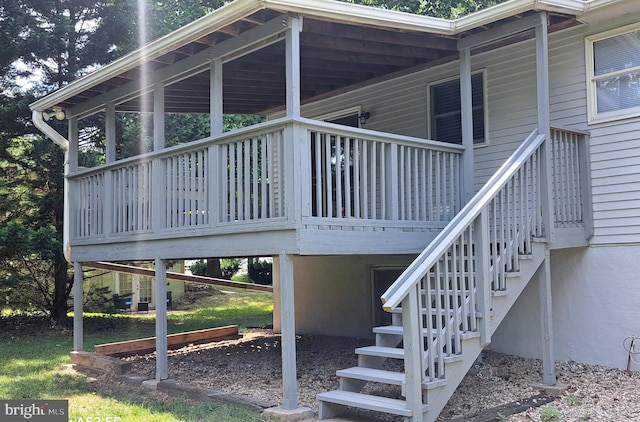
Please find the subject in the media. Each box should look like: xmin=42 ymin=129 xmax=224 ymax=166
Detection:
xmin=125 ymin=329 xmax=640 ymax=421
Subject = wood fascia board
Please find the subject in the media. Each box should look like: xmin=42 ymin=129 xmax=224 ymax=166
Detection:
xmin=29 ymin=0 xmax=265 ymax=113
xmin=452 ymin=0 xmax=584 ymax=35
xmin=262 ymin=0 xmax=452 ymax=35
xmin=580 ymin=0 xmax=640 ymax=23
xmin=69 ymin=13 xmax=290 ymax=119
xmin=457 ymin=13 xmax=542 ymax=50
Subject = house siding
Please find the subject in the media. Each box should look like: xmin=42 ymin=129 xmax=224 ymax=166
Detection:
xmin=302 ymin=12 xmax=640 ymax=246
xmin=297 ymin=15 xmax=640 ymax=369
xmin=491 ymin=245 xmax=640 ymax=370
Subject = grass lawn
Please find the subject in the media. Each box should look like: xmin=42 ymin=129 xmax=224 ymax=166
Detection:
xmin=0 ymin=288 xmax=273 ymax=421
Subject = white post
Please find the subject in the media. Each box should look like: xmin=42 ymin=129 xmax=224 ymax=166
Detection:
xmin=68 ymin=117 xmax=79 ymax=173
xmin=153 ymin=82 xmax=165 ymax=151
xmin=402 ymin=286 xmax=425 ymax=422
xmin=285 ymin=16 xmax=302 ymax=118
xmin=474 ymin=209 xmax=492 ymax=346
xmin=65 ymin=118 xmax=77 ymax=257
xmin=73 ymin=261 xmax=83 ymax=352
xmin=459 ymin=47 xmax=475 ymax=205
xmin=104 ymin=103 xmax=115 ymax=235
xmin=536 ymin=14 xmax=556 ymax=385
xmin=210 ymin=58 xmax=223 ymax=136
xmin=155 ymin=258 xmax=168 ymax=381
xmin=279 ymin=252 xmax=298 ymax=409
xmin=539 ymin=249 xmax=556 ymax=385
xmin=536 ymin=12 xmax=555 ymax=244
xmin=151 ymin=83 xmax=165 ymax=232
xmin=105 ymin=102 xmax=116 ymax=164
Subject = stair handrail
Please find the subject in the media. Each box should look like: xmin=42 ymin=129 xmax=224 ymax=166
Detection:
xmin=381 ymin=128 xmax=546 ymax=311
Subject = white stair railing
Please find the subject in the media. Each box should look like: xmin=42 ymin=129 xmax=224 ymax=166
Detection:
xmin=381 ymin=129 xmax=547 ymax=419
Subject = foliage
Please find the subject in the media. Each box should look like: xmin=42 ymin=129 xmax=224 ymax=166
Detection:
xmin=189 ymin=259 xmax=208 ymax=276
xmin=540 ymin=406 xmax=561 ymax=422
xmin=0 ymin=0 xmax=230 ymax=322
xmin=339 ymin=0 xmax=507 ymax=19
xmin=82 ymin=285 xmax=116 ymax=314
xmin=247 ymin=258 xmax=273 ymax=285
xmin=0 ymin=132 xmax=68 ymax=318
xmin=220 ymin=258 xmax=241 ymax=279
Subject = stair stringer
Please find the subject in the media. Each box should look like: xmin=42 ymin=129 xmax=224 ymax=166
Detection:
xmin=423 ymin=241 xmax=547 ymax=420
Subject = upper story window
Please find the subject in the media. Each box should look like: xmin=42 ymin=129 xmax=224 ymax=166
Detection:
xmin=427 ymin=71 xmax=486 ymax=146
xmin=586 ymin=24 xmax=640 ymax=124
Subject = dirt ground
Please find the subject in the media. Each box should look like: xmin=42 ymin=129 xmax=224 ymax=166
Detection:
xmin=120 ymin=329 xmax=640 ymax=421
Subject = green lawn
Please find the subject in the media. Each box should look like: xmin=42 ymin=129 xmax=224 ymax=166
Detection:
xmin=0 ymin=288 xmax=273 ymax=422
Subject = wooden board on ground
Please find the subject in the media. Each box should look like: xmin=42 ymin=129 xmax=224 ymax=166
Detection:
xmin=85 ymin=261 xmax=273 ymax=293
xmin=95 ymin=325 xmax=240 ymax=357
xmin=444 ymin=393 xmax=555 ymax=421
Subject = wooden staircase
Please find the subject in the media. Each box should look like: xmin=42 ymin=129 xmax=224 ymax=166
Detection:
xmin=318 ymin=240 xmax=546 ymax=421
xmin=317 ymin=129 xmax=563 ymax=421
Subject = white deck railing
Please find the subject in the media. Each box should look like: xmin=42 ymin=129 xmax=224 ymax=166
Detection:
xmin=69 ymin=118 xmax=464 ymax=241
xmin=550 ymin=127 xmax=586 ymax=227
xmin=306 ymin=123 xmax=461 ymax=222
xmin=379 ymin=126 xmax=588 ymax=417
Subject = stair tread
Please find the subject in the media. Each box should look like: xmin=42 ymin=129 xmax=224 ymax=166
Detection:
xmin=373 ymin=325 xmax=481 ymax=340
xmin=337 ymin=366 xmax=405 ymax=384
xmin=356 ymin=345 xmax=404 ymax=359
xmin=317 ymin=390 xmax=427 ymax=416
xmin=337 ymin=367 xmax=449 ymax=390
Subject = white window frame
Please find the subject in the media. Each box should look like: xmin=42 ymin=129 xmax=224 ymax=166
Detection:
xmin=427 ymin=70 xmax=488 ymax=147
xmin=586 ymin=23 xmax=640 ymax=124
xmin=314 ymin=106 xmax=364 ymax=127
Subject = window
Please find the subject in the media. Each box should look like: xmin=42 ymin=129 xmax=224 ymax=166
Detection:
xmin=428 ymin=72 xmax=486 ymax=145
xmin=587 ymin=24 xmax=640 ymax=123
xmin=139 ymin=277 xmax=153 ymax=304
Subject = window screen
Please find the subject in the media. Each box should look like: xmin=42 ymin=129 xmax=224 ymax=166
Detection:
xmin=593 ymin=30 xmax=640 ymax=114
xmin=430 ymin=73 xmax=485 ymax=145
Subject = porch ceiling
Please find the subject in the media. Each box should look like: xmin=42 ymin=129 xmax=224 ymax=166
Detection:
xmin=57 ymin=8 xmax=579 ymax=116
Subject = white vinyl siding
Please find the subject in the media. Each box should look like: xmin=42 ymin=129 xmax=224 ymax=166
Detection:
xmin=299 ymin=12 xmax=640 ymax=245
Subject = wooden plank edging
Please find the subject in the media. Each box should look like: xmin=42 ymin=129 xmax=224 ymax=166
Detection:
xmin=95 ymin=325 xmax=239 ymax=356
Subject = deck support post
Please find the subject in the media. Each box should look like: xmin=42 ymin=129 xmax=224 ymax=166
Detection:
xmin=210 ymin=58 xmax=223 ymax=136
xmin=535 ymin=12 xmax=555 ymax=244
xmin=105 ymin=102 xmax=116 ymax=164
xmin=73 ymin=261 xmax=84 ymax=352
xmin=538 ymin=249 xmax=557 ymax=385
xmin=459 ymin=47 xmax=475 ymax=205
xmin=285 ymin=15 xmax=302 ymax=118
xmin=154 ymin=258 xmax=169 ymax=381
xmin=278 ymin=252 xmax=298 ymax=410
xmin=263 ymin=253 xmax=314 ymax=421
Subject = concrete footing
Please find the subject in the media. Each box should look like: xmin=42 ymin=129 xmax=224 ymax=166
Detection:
xmin=261 ymin=406 xmax=315 ymax=421
xmin=531 ymin=381 xmax=569 ymax=396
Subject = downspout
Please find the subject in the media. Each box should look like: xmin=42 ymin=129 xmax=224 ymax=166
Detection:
xmin=31 ymin=110 xmax=72 ymax=264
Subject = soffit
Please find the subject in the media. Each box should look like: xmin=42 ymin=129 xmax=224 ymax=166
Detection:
xmin=43 ymin=6 xmax=581 ymax=116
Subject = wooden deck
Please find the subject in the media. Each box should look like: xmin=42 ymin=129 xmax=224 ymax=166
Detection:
xmin=67 ymin=118 xmax=464 ymax=261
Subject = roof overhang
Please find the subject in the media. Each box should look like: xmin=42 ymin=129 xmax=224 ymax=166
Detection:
xmin=28 ymin=0 xmax=631 ymax=116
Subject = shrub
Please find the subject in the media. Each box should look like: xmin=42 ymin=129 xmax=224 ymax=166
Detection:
xmin=189 ymin=260 xmax=207 ymax=276
xmin=248 ymin=258 xmax=272 ymax=285
xmin=540 ymin=406 xmax=561 ymax=422
xmin=220 ymin=258 xmax=241 ymax=279
xmin=83 ymin=285 xmax=116 ymax=313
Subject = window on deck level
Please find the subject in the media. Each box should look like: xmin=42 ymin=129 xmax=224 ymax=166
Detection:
xmin=587 ymin=24 xmax=640 ymax=123
xmin=428 ymin=72 xmax=486 ymax=145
